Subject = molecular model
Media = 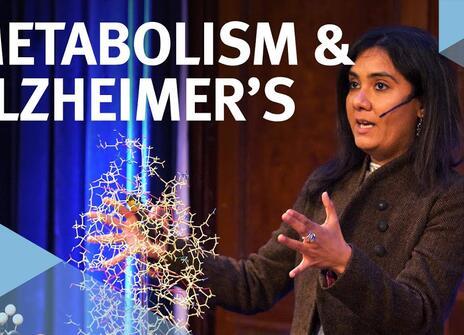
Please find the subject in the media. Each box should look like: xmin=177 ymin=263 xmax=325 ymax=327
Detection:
xmin=0 ymin=304 xmax=23 ymax=335
xmin=68 ymin=134 xmax=218 ymax=334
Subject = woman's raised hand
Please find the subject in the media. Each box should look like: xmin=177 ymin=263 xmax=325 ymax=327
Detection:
xmin=277 ymin=192 xmax=352 ymax=278
xmin=86 ymin=197 xmax=167 ymax=268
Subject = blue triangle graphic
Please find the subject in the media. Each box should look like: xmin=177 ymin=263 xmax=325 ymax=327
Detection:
xmin=0 ymin=224 xmax=62 ymax=297
xmin=439 ymin=0 xmax=464 ymax=52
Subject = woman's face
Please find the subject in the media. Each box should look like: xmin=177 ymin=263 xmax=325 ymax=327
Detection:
xmin=346 ymin=47 xmax=423 ymax=165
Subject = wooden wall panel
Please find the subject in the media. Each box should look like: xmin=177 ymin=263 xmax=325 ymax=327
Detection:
xmin=189 ymin=1 xmax=464 ymax=334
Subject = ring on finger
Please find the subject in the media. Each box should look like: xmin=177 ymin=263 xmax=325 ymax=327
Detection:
xmin=302 ymin=231 xmax=317 ymax=243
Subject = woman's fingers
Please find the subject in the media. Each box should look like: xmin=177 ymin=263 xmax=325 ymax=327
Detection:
xmin=277 ymin=234 xmax=313 ymax=253
xmin=277 ymin=236 xmax=313 ymax=278
xmin=102 ymin=197 xmax=130 ymax=216
xmin=289 ymin=259 xmax=309 ymax=278
xmin=86 ymin=211 xmax=125 ymax=228
xmin=145 ymin=242 xmax=166 ymax=259
xmin=101 ymin=248 xmax=131 ymax=267
xmin=148 ymin=205 xmax=165 ymax=220
xmin=87 ymin=233 xmax=125 ymax=244
xmin=147 ymin=267 xmax=160 ymax=278
xmin=321 ymin=192 xmax=338 ymax=225
xmin=148 ymin=205 xmax=170 ymax=235
xmin=281 ymin=209 xmax=319 ymax=236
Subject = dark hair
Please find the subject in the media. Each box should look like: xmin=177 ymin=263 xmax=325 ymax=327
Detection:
xmin=309 ymin=26 xmax=462 ymax=197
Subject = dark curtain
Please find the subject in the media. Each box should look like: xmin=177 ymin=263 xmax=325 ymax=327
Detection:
xmin=0 ymin=0 xmax=189 ymax=332
xmin=0 ymin=0 xmax=186 ymax=265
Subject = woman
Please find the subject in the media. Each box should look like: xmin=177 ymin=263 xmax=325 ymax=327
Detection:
xmin=202 ymin=26 xmax=464 ymax=334
xmin=90 ymin=26 xmax=464 ymax=334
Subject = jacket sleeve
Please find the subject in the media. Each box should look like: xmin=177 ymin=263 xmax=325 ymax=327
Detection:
xmin=322 ymin=181 xmax=464 ymax=334
xmin=202 ymin=176 xmax=312 ymax=314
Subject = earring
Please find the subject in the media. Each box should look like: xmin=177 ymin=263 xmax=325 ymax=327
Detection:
xmin=416 ymin=116 xmax=423 ymax=137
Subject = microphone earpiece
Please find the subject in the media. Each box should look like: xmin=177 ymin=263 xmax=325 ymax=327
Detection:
xmin=378 ymin=94 xmax=416 ymax=118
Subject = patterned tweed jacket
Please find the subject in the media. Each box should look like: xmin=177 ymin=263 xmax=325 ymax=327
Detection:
xmin=204 ymin=154 xmax=464 ymax=334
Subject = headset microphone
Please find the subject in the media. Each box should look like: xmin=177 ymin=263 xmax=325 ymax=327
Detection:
xmin=378 ymin=93 xmax=416 ymax=118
